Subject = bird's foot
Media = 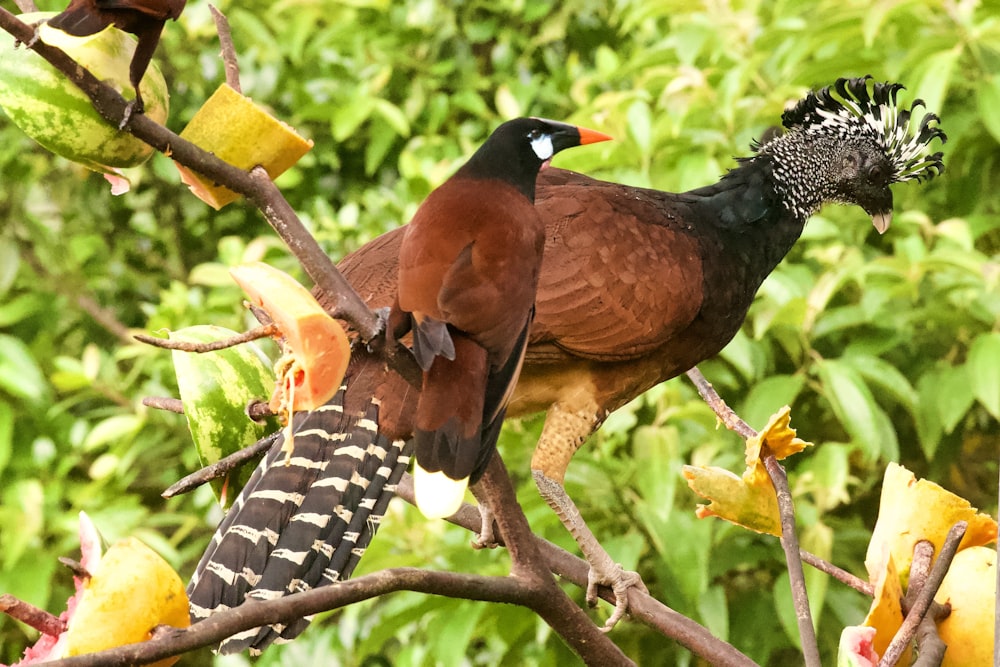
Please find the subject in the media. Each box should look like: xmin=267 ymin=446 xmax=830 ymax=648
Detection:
xmin=470 ymin=501 xmax=500 ymax=549
xmin=118 ymin=96 xmax=144 ymax=130
xmin=585 ymin=559 xmax=647 ymax=632
xmin=366 ymin=307 xmax=391 ymax=351
xmin=17 ymin=22 xmax=44 ymax=49
xmin=469 ymin=486 xmax=500 ymax=549
xmin=533 ymin=469 xmax=646 ymax=631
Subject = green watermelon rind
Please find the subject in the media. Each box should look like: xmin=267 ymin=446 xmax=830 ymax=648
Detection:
xmin=0 ymin=12 xmax=170 ymax=170
xmin=170 ymin=325 xmax=277 ymax=500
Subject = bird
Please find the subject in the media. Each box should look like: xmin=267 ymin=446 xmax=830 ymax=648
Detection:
xmin=388 ymin=117 xmax=613 ymax=520
xmin=186 ymin=77 xmax=946 ymax=650
xmin=44 ymin=0 xmax=186 ymax=124
xmin=186 ymin=116 xmax=611 ymax=654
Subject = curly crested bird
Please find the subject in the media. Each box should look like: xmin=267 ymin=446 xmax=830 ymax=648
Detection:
xmin=186 ymin=116 xmax=611 ymax=654
xmin=45 ymin=0 xmax=185 ymax=123
xmin=187 ymin=77 xmax=945 ymax=651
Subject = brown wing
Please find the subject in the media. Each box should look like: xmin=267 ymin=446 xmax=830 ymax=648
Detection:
xmin=396 ymin=178 xmax=543 ymax=364
xmin=529 ymin=168 xmax=705 ymax=362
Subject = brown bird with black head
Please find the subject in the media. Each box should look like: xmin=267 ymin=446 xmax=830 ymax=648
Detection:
xmin=389 ymin=117 xmax=612 ymax=518
xmin=46 ymin=0 xmax=185 ymax=125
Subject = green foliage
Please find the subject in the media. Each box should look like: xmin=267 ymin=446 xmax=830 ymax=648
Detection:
xmin=1 ymin=0 xmax=998 ymax=664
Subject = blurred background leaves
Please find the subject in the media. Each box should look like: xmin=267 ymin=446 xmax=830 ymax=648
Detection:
xmin=1 ymin=0 xmax=998 ymax=664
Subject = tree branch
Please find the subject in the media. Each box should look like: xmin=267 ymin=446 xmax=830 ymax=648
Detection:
xmin=34 ymin=568 xmax=555 ymax=667
xmin=396 ymin=475 xmax=758 ymax=667
xmin=880 ymin=522 xmax=966 ymax=667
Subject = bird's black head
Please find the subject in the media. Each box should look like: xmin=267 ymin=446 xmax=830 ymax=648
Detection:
xmin=457 ymin=117 xmax=611 ymax=201
xmin=756 ymin=76 xmax=946 ymax=232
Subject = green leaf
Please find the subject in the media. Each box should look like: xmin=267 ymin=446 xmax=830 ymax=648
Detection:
xmin=0 ymin=293 xmax=47 ymax=328
xmin=841 ymin=355 xmax=918 ymax=414
xmin=740 ymin=374 xmax=805 ymax=430
xmin=0 ymin=401 xmax=11 ymax=477
xmin=0 ymin=238 xmax=19 ymax=296
xmin=967 ymin=332 xmax=1000 ymax=420
xmin=0 ymin=333 xmax=49 ymax=403
xmin=977 ymin=75 xmax=1000 ymax=144
xmin=936 ymin=363 xmax=976 ymax=434
xmin=815 ymin=359 xmax=887 ymax=460
xmin=82 ymin=414 xmax=143 ymax=452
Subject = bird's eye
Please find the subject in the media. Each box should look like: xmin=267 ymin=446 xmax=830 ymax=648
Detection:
xmin=527 ymin=128 xmax=543 ymax=140
xmin=867 ymin=163 xmax=886 ymax=183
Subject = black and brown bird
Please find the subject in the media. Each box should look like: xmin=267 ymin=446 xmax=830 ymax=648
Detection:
xmin=187 ymin=78 xmax=945 ymax=650
xmin=45 ymin=0 xmax=185 ymax=122
xmin=388 ymin=117 xmax=612 ymax=519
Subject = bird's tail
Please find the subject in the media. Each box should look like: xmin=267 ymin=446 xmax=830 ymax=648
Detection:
xmin=187 ymin=378 xmax=411 ymax=655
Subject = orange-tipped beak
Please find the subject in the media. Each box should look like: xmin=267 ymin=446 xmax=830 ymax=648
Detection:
xmin=577 ymin=126 xmax=614 ymax=145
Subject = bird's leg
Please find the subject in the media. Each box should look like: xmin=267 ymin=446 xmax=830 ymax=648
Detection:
xmin=469 ymin=484 xmax=500 ymax=549
xmin=533 ymin=471 xmax=646 ymax=631
xmin=118 ymin=25 xmax=162 ymax=129
xmin=530 ymin=402 xmax=646 ymax=631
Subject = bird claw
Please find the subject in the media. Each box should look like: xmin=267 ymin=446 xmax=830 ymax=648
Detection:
xmin=471 ymin=502 xmax=500 ymax=549
xmin=585 ymin=561 xmax=646 ymax=631
xmin=118 ymin=97 xmax=144 ymax=131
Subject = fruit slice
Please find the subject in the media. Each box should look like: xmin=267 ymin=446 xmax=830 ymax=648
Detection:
xmin=230 ymin=262 xmax=350 ymax=413
xmin=0 ymin=13 xmax=169 ymax=173
xmin=3 ymin=512 xmax=187 ymax=667
xmin=175 ymin=83 xmax=313 ymax=209
xmin=63 ymin=537 xmax=189 ymax=665
xmin=170 ymin=325 xmax=277 ymax=506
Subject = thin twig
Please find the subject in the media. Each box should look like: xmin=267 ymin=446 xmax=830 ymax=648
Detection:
xmin=685 ymin=367 xmax=756 ymax=439
xmin=13 ymin=0 xmax=37 ymax=12
xmin=687 ymin=366 xmax=818 ymax=665
xmin=396 ymin=474 xmax=758 ymax=667
xmin=880 ymin=521 xmax=967 ymax=667
xmin=800 ymin=549 xmax=873 ymax=596
xmin=763 ymin=454 xmax=820 ymax=667
xmin=162 ymin=431 xmax=279 ymax=498
xmin=142 ymin=396 xmax=185 ymax=413
xmin=0 ymin=594 xmax=66 ymax=637
xmin=208 ymin=4 xmax=241 ymax=92
xmin=134 ymin=324 xmax=277 ymax=352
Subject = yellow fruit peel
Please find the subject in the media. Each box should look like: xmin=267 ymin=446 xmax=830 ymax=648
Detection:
xmin=230 ymin=262 xmax=350 ymax=412
xmin=934 ymin=546 xmax=996 ymax=667
xmin=864 ymin=462 xmax=997 ymax=583
xmin=683 ymin=406 xmax=812 ymax=535
xmin=861 ymin=546 xmax=906 ymax=662
xmin=63 ymin=537 xmax=189 ymax=665
xmin=175 ymin=83 xmax=313 ymax=209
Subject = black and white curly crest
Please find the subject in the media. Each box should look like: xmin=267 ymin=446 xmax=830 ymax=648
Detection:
xmin=780 ymin=76 xmax=947 ymax=183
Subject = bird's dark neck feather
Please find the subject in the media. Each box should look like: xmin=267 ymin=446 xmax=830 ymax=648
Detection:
xmin=454 ymin=146 xmax=540 ymax=202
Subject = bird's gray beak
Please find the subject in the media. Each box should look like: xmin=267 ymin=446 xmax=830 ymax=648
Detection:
xmin=871 ymin=211 xmax=892 ymax=234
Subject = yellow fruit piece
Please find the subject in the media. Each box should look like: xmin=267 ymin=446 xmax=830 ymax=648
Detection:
xmin=935 ymin=546 xmax=996 ymax=667
xmin=175 ymin=83 xmax=313 ymax=209
xmin=865 ymin=463 xmax=997 ymax=583
xmin=861 ymin=547 xmax=908 ymax=662
xmin=63 ymin=537 xmax=189 ymax=666
xmin=230 ymin=262 xmax=350 ymax=412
